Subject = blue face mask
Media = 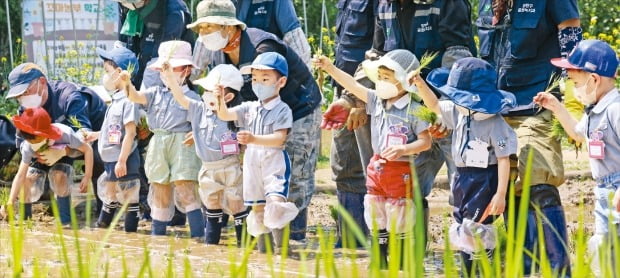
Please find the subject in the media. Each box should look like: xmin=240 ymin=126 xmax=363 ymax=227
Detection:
xmin=252 ymin=83 xmax=278 ymax=101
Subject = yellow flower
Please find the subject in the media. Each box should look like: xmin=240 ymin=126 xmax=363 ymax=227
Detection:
xmin=308 ymin=36 xmax=315 ymax=44
xmin=322 ymin=35 xmax=330 ymax=42
xmin=590 ymin=16 xmax=598 ymax=25
xmin=16 ymin=38 xmax=21 ymax=44
xmin=1 ymin=57 xmax=6 ymax=63
xmin=321 ymin=27 xmax=328 ymax=33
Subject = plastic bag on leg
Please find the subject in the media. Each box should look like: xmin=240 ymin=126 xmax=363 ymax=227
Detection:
xmin=264 ymin=201 xmax=299 ymax=230
xmin=246 ymin=210 xmax=270 ymax=237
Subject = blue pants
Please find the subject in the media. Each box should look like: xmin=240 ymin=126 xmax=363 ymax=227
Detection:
xmin=452 ymin=166 xmax=498 ymax=225
xmin=510 ymin=196 xmax=570 ymax=276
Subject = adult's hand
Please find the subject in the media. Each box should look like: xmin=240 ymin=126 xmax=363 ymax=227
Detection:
xmin=345 ymin=107 xmax=368 ymax=131
xmin=428 ymin=121 xmax=450 ymax=139
xmin=321 ymin=99 xmax=352 ymax=130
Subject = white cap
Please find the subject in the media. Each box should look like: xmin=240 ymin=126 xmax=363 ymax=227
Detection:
xmin=193 ymin=64 xmax=243 ymax=91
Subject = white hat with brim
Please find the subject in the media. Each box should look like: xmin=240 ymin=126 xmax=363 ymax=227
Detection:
xmin=146 ymin=40 xmax=200 ymax=70
xmin=193 ymin=64 xmax=243 ymax=91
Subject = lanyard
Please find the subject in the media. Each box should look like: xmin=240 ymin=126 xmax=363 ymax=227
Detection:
xmin=459 ymin=111 xmax=472 ymax=160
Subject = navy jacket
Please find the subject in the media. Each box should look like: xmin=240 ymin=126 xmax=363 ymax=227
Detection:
xmin=42 ymin=80 xmax=107 ymax=132
xmin=477 ymin=0 xmax=579 ymax=112
xmin=373 ymin=0 xmax=476 ymax=76
xmin=335 ymin=0 xmax=376 ymax=76
xmin=234 ymin=0 xmax=301 ymax=39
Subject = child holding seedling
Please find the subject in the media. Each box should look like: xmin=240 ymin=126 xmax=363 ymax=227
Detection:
xmin=86 ymin=46 xmax=142 ymax=232
xmin=213 ymin=52 xmax=299 ymax=252
xmin=2 ymin=107 xmax=92 ymax=226
xmin=412 ymin=57 xmax=517 ymax=275
xmin=121 ymin=40 xmax=204 ymax=238
xmin=314 ymin=49 xmax=432 ymax=268
xmin=165 ymin=63 xmax=249 ymax=246
xmin=534 ymin=39 xmax=620 ymax=275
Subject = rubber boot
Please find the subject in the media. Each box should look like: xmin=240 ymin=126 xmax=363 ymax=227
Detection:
xmin=168 ymin=207 xmax=186 ymax=226
xmin=97 ymin=203 xmax=117 ymax=228
xmin=23 ymin=203 xmax=33 ymax=221
xmin=152 ymin=219 xmax=168 ymax=236
xmin=257 ymin=232 xmax=275 ymax=254
xmin=205 ymin=209 xmax=224 ymax=244
xmin=124 ymin=203 xmax=140 ymax=232
xmin=56 ymin=196 xmax=72 ymax=225
xmin=377 ymin=229 xmax=389 ymax=270
xmin=233 ymin=210 xmax=249 ymax=247
xmin=187 ymin=208 xmax=205 ymax=238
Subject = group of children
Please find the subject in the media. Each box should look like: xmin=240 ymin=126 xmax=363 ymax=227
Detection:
xmin=2 ymin=38 xmax=618 ymax=274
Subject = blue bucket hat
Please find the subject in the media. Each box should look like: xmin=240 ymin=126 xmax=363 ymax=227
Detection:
xmin=240 ymin=52 xmax=288 ymax=77
xmin=6 ymin=63 xmax=46 ymax=99
xmin=551 ymin=39 xmax=619 ymax=78
xmin=97 ymin=46 xmax=139 ymax=77
xmin=426 ymin=57 xmax=516 ymax=114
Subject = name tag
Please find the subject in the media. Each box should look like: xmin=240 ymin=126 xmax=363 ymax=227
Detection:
xmin=465 ymin=139 xmax=489 ymax=168
xmin=108 ymin=124 xmax=122 ymax=145
xmin=220 ymin=132 xmax=239 ymax=155
xmin=588 ymin=140 xmax=605 ymax=159
xmin=386 ymin=133 xmax=407 ymax=147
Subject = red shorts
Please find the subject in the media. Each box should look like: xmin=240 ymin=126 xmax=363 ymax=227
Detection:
xmin=366 ymin=154 xmax=414 ymax=199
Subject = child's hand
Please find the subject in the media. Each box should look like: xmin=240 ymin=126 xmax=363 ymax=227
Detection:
xmin=407 ymin=72 xmax=424 ymax=87
xmin=613 ymin=188 xmax=620 ymax=213
xmin=533 ymin=92 xmax=562 ymax=113
xmin=312 ymin=55 xmax=333 ymax=71
xmin=79 ymin=176 xmax=90 ymax=193
xmin=381 ymin=145 xmax=407 ymax=161
xmin=482 ymin=193 xmax=506 ymax=222
xmin=84 ymin=131 xmax=100 ymax=143
xmin=0 ymin=204 xmax=8 ymax=220
xmin=119 ymin=71 xmax=132 ymax=89
xmin=183 ymin=131 xmax=194 ymax=146
xmin=115 ymin=161 xmax=127 ymax=178
xmin=236 ymin=130 xmax=254 ymax=145
xmin=160 ymin=62 xmax=176 ymax=86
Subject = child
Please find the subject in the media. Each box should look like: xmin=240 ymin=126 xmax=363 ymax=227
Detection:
xmin=412 ymin=57 xmax=517 ymax=275
xmin=121 ymin=40 xmax=204 ymax=238
xmin=314 ymin=49 xmax=432 ymax=268
xmin=534 ymin=39 xmax=620 ymax=275
xmin=86 ymin=46 xmax=142 ymax=232
xmin=3 ymin=107 xmax=92 ymax=225
xmin=164 ymin=63 xmax=249 ymax=246
xmin=213 ymin=52 xmax=299 ymax=251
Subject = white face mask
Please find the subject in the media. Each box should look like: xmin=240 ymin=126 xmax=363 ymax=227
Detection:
xmin=102 ymin=72 xmax=119 ymax=93
xmin=19 ymin=83 xmax=43 ymax=108
xmin=200 ymin=31 xmax=229 ymax=51
xmin=160 ymin=71 xmax=186 ymax=88
xmin=456 ymin=105 xmax=495 ymax=121
xmin=375 ymin=80 xmax=400 ymax=100
xmin=574 ymin=76 xmax=597 ymax=106
xmin=252 ymin=83 xmax=278 ymax=101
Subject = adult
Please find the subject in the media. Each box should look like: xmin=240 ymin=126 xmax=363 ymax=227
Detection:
xmin=114 ymin=0 xmax=195 ymax=88
xmin=476 ymin=0 xmax=581 ymax=275
xmin=328 ymin=0 xmax=376 ymax=247
xmin=188 ymin=0 xmax=321 ymax=242
xmin=191 ymin=0 xmax=312 ymax=79
xmin=5 ymin=63 xmax=107 ymax=213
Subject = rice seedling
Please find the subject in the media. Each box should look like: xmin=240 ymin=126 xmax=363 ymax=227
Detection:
xmin=412 ymin=105 xmax=439 ymax=124
xmin=410 ymin=51 xmax=439 ymax=78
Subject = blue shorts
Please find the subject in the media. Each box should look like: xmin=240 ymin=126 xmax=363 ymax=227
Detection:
xmin=452 ymin=165 xmax=498 ymax=225
xmin=104 ymin=149 xmax=141 ymax=182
